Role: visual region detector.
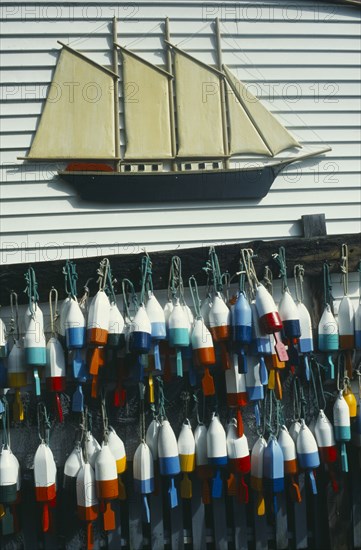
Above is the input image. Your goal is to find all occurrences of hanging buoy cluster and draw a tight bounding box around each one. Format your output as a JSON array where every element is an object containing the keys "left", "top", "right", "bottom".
[{"left": 0, "top": 244, "right": 360, "bottom": 536}]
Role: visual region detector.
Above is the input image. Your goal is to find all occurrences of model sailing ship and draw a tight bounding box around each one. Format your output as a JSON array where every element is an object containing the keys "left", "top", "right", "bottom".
[{"left": 21, "top": 18, "right": 331, "bottom": 203}]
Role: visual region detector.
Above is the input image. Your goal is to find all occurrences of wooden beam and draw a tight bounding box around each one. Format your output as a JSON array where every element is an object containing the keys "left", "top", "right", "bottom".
[{"left": 0, "top": 233, "right": 359, "bottom": 305}]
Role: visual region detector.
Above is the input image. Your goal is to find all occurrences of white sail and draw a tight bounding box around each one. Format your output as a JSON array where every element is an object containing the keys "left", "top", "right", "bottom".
[
  {"left": 225, "top": 81, "right": 272, "bottom": 156},
  {"left": 28, "top": 46, "right": 117, "bottom": 160},
  {"left": 121, "top": 48, "right": 173, "bottom": 160},
  {"left": 223, "top": 64, "right": 301, "bottom": 156},
  {"left": 173, "top": 50, "right": 225, "bottom": 158}
]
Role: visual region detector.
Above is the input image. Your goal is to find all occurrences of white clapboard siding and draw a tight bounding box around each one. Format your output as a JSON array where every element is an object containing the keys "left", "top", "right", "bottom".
[{"left": 0, "top": 0, "right": 360, "bottom": 266}]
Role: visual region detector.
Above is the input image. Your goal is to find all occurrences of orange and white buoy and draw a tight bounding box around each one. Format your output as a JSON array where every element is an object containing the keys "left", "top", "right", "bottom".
[
  {"left": 94, "top": 442, "right": 118, "bottom": 531},
  {"left": 76, "top": 460, "right": 98, "bottom": 550},
  {"left": 278, "top": 425, "right": 301, "bottom": 502}
]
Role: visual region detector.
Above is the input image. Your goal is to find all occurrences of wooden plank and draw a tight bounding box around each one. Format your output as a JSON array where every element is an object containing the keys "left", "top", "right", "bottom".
[
  {"left": 1, "top": 233, "right": 360, "bottom": 305},
  {"left": 232, "top": 498, "right": 248, "bottom": 550},
  {"left": 252, "top": 495, "right": 268, "bottom": 550},
  {"left": 150, "top": 473, "right": 165, "bottom": 550},
  {"left": 351, "top": 446, "right": 361, "bottom": 549},
  {"left": 190, "top": 477, "right": 206, "bottom": 550},
  {"left": 169, "top": 485, "right": 184, "bottom": 550},
  {"left": 128, "top": 487, "right": 143, "bottom": 550},
  {"left": 294, "top": 473, "right": 308, "bottom": 549},
  {"left": 301, "top": 214, "right": 327, "bottom": 238},
  {"left": 275, "top": 492, "right": 288, "bottom": 550},
  {"left": 212, "top": 493, "right": 229, "bottom": 550},
  {"left": 21, "top": 469, "right": 40, "bottom": 550}
]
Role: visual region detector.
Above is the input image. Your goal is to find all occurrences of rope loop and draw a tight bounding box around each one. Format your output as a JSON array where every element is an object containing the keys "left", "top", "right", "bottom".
[
  {"left": 272, "top": 246, "right": 288, "bottom": 292},
  {"left": 263, "top": 265, "right": 274, "bottom": 296},
  {"left": 340, "top": 243, "right": 349, "bottom": 296},
  {"left": 121, "top": 278, "right": 138, "bottom": 321},
  {"left": 9, "top": 291, "right": 20, "bottom": 342},
  {"left": 49, "top": 287, "right": 59, "bottom": 337},
  {"left": 97, "top": 258, "right": 110, "bottom": 292},
  {"left": 24, "top": 267, "right": 39, "bottom": 316},
  {"left": 294, "top": 264, "right": 305, "bottom": 303},
  {"left": 188, "top": 275, "right": 202, "bottom": 319},
  {"left": 323, "top": 261, "right": 334, "bottom": 308},
  {"left": 140, "top": 253, "right": 153, "bottom": 304},
  {"left": 241, "top": 248, "right": 258, "bottom": 299},
  {"left": 37, "top": 402, "right": 51, "bottom": 445},
  {"left": 101, "top": 393, "right": 109, "bottom": 443}
]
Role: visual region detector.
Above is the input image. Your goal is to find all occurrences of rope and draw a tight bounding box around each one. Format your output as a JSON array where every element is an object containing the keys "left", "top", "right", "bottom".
[
  {"left": 139, "top": 382, "right": 146, "bottom": 442},
  {"left": 340, "top": 243, "right": 349, "bottom": 296},
  {"left": 49, "top": 287, "right": 59, "bottom": 337},
  {"left": 241, "top": 248, "right": 259, "bottom": 299},
  {"left": 168, "top": 256, "right": 182, "bottom": 301},
  {"left": 62, "top": 260, "right": 78, "bottom": 299},
  {"left": 358, "top": 260, "right": 361, "bottom": 304},
  {"left": 97, "top": 258, "right": 110, "bottom": 292},
  {"left": 140, "top": 254, "right": 153, "bottom": 305},
  {"left": 294, "top": 264, "right": 305, "bottom": 303},
  {"left": 37, "top": 402, "right": 51, "bottom": 444},
  {"left": 263, "top": 389, "right": 279, "bottom": 436},
  {"left": 337, "top": 353, "right": 347, "bottom": 392},
  {"left": 272, "top": 246, "right": 288, "bottom": 293},
  {"left": 122, "top": 278, "right": 138, "bottom": 320},
  {"left": 101, "top": 393, "right": 109, "bottom": 443},
  {"left": 1, "top": 397, "right": 10, "bottom": 449},
  {"left": 310, "top": 356, "right": 327, "bottom": 411},
  {"left": 323, "top": 261, "right": 334, "bottom": 307},
  {"left": 156, "top": 377, "right": 167, "bottom": 420},
  {"left": 188, "top": 275, "right": 202, "bottom": 319},
  {"left": 24, "top": 267, "right": 39, "bottom": 316},
  {"left": 263, "top": 266, "right": 274, "bottom": 296},
  {"left": 9, "top": 291, "right": 20, "bottom": 342}
]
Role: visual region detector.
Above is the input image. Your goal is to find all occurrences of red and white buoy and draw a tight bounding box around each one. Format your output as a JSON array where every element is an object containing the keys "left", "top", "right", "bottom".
[
  {"left": 226, "top": 418, "right": 250, "bottom": 503},
  {"left": 255, "top": 284, "right": 288, "bottom": 366},
  {"left": 225, "top": 357, "right": 248, "bottom": 408},
  {"left": 314, "top": 409, "right": 338, "bottom": 492},
  {"left": 34, "top": 442, "right": 57, "bottom": 532}
]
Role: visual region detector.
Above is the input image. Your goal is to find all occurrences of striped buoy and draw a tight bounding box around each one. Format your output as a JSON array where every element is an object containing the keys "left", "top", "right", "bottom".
[
  {"left": 87, "top": 290, "right": 110, "bottom": 346},
  {"left": 76, "top": 461, "right": 98, "bottom": 550},
  {"left": 296, "top": 419, "right": 320, "bottom": 494},
  {"left": 133, "top": 441, "right": 154, "bottom": 523},
  {"left": 250, "top": 436, "right": 267, "bottom": 516},
  {"left": 46, "top": 336, "right": 66, "bottom": 421},
  {"left": 146, "top": 291, "right": 166, "bottom": 371},
  {"left": 108, "top": 427, "right": 126, "bottom": 499},
  {"left": 318, "top": 305, "right": 338, "bottom": 379},
  {"left": 297, "top": 301, "right": 313, "bottom": 381},
  {"left": 178, "top": 420, "right": 196, "bottom": 499},
  {"left": 168, "top": 300, "right": 190, "bottom": 378},
  {"left": 129, "top": 304, "right": 152, "bottom": 380},
  {"left": 263, "top": 435, "right": 284, "bottom": 513},
  {"left": 24, "top": 303, "right": 46, "bottom": 395},
  {"left": 34, "top": 442, "right": 57, "bottom": 532},
  {"left": 333, "top": 391, "right": 351, "bottom": 472},
  {"left": 226, "top": 419, "right": 250, "bottom": 502},
  {"left": 158, "top": 419, "right": 180, "bottom": 508},
  {"left": 232, "top": 292, "right": 252, "bottom": 374},
  {"left": 207, "top": 413, "right": 227, "bottom": 498},
  {"left": 225, "top": 356, "right": 248, "bottom": 408},
  {"left": 108, "top": 301, "right": 125, "bottom": 349},
  {"left": 94, "top": 442, "right": 118, "bottom": 531},
  {"left": 314, "top": 409, "right": 338, "bottom": 491},
  {"left": 194, "top": 423, "right": 212, "bottom": 504},
  {"left": 278, "top": 425, "right": 301, "bottom": 502}
]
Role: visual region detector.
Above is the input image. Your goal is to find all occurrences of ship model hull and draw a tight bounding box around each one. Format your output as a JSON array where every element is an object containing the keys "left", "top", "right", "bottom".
[{"left": 59, "top": 165, "right": 277, "bottom": 203}]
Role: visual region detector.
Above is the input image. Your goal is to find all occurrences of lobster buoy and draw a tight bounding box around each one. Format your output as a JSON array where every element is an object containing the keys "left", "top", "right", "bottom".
[
  {"left": 0, "top": 446, "right": 20, "bottom": 534},
  {"left": 200, "top": 295, "right": 212, "bottom": 328},
  {"left": 65, "top": 298, "right": 86, "bottom": 349},
  {"left": 146, "top": 292, "right": 166, "bottom": 371},
  {"left": 278, "top": 290, "right": 301, "bottom": 341},
  {"left": 87, "top": 290, "right": 110, "bottom": 346},
  {"left": 296, "top": 419, "right": 320, "bottom": 494},
  {"left": 209, "top": 293, "right": 231, "bottom": 370},
  {"left": 245, "top": 355, "right": 264, "bottom": 426},
  {"left": 24, "top": 304, "right": 46, "bottom": 395},
  {"left": 108, "top": 427, "right": 126, "bottom": 499},
  {"left": 226, "top": 419, "right": 250, "bottom": 503},
  {"left": 133, "top": 441, "right": 154, "bottom": 523},
  {"left": 191, "top": 317, "right": 216, "bottom": 395},
  {"left": 289, "top": 420, "right": 301, "bottom": 444},
  {"left": 59, "top": 295, "right": 72, "bottom": 344},
  {"left": 107, "top": 302, "right": 125, "bottom": 349},
  {"left": 232, "top": 292, "right": 252, "bottom": 374},
  {"left": 34, "top": 442, "right": 57, "bottom": 532},
  {"left": 194, "top": 423, "right": 212, "bottom": 504},
  {"left": 278, "top": 425, "right": 301, "bottom": 502},
  {"left": 314, "top": 410, "right": 339, "bottom": 492},
  {"left": 318, "top": 305, "right": 338, "bottom": 379},
  {"left": 76, "top": 460, "right": 98, "bottom": 550},
  {"left": 250, "top": 436, "right": 267, "bottom": 516},
  {"left": 85, "top": 431, "right": 101, "bottom": 469},
  {"left": 333, "top": 391, "right": 351, "bottom": 472},
  {"left": 297, "top": 302, "right": 313, "bottom": 381},
  {"left": 263, "top": 436, "right": 284, "bottom": 513},
  {"left": 7, "top": 340, "right": 26, "bottom": 421},
  {"left": 129, "top": 305, "right": 152, "bottom": 380},
  {"left": 178, "top": 420, "right": 196, "bottom": 499},
  {"left": 63, "top": 444, "right": 83, "bottom": 495},
  {"left": 158, "top": 419, "right": 180, "bottom": 508},
  {"left": 207, "top": 413, "right": 227, "bottom": 498},
  {"left": 251, "top": 303, "right": 272, "bottom": 355},
  {"left": 94, "top": 443, "right": 118, "bottom": 531},
  {"left": 168, "top": 300, "right": 190, "bottom": 378},
  {"left": 46, "top": 336, "right": 66, "bottom": 422},
  {"left": 225, "top": 357, "right": 248, "bottom": 408},
  {"left": 146, "top": 418, "right": 160, "bottom": 462},
  {"left": 255, "top": 285, "right": 288, "bottom": 366}
]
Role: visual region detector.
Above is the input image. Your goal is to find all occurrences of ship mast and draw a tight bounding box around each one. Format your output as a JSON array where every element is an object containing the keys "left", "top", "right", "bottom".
[
  {"left": 215, "top": 18, "right": 230, "bottom": 169},
  {"left": 165, "top": 18, "right": 177, "bottom": 172},
  {"left": 112, "top": 16, "right": 121, "bottom": 171}
]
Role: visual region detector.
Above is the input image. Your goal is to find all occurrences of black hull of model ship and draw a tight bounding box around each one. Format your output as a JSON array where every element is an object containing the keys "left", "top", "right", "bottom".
[{"left": 59, "top": 165, "right": 278, "bottom": 203}]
